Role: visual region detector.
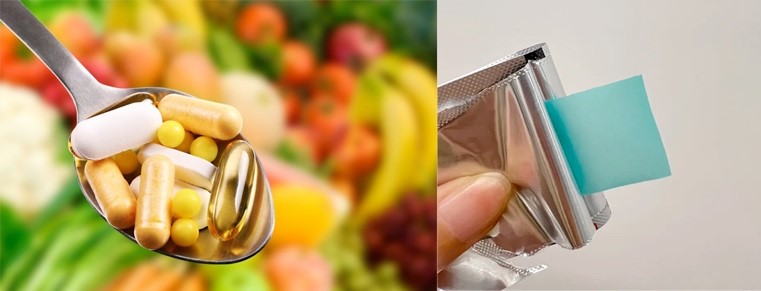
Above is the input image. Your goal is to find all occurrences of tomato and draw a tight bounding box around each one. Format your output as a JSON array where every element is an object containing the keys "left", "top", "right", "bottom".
[
  {"left": 236, "top": 3, "right": 287, "bottom": 46},
  {"left": 333, "top": 124, "right": 381, "bottom": 179},
  {"left": 303, "top": 95, "right": 348, "bottom": 155},
  {"left": 281, "top": 88, "right": 303, "bottom": 125},
  {"left": 280, "top": 41, "right": 316, "bottom": 85},
  {"left": 311, "top": 63, "right": 356, "bottom": 105}
]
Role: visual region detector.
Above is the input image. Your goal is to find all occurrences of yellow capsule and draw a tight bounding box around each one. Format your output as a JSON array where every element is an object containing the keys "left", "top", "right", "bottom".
[
  {"left": 174, "top": 130, "right": 195, "bottom": 153},
  {"left": 158, "top": 94, "right": 242, "bottom": 141},
  {"left": 111, "top": 150, "right": 139, "bottom": 175},
  {"left": 208, "top": 140, "right": 261, "bottom": 241},
  {"left": 190, "top": 136, "right": 218, "bottom": 162},
  {"left": 84, "top": 159, "right": 136, "bottom": 229},
  {"left": 135, "top": 155, "right": 174, "bottom": 250}
]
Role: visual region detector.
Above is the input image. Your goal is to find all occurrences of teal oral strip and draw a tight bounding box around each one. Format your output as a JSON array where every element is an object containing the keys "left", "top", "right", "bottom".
[{"left": 545, "top": 75, "right": 671, "bottom": 195}]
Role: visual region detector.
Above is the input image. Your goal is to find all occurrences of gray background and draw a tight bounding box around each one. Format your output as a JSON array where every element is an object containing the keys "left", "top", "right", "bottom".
[{"left": 439, "top": 0, "right": 761, "bottom": 289}]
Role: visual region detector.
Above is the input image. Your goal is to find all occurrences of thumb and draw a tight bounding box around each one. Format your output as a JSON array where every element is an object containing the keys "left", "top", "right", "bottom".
[{"left": 437, "top": 173, "right": 511, "bottom": 272}]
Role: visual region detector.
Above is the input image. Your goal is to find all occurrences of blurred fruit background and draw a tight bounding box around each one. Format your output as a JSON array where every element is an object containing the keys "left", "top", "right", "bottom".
[{"left": 0, "top": 1, "right": 435, "bottom": 290}]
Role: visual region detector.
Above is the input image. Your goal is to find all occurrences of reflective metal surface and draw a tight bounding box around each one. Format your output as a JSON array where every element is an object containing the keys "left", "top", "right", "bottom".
[
  {"left": 437, "top": 44, "right": 611, "bottom": 288},
  {"left": 1, "top": 0, "right": 274, "bottom": 264}
]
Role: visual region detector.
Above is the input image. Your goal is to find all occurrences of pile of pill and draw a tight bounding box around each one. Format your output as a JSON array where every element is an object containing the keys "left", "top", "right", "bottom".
[{"left": 72, "top": 94, "right": 253, "bottom": 250}]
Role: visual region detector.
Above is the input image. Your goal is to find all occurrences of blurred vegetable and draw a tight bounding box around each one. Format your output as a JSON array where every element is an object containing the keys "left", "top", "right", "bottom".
[
  {"left": 235, "top": 3, "right": 286, "bottom": 46},
  {"left": 208, "top": 25, "right": 250, "bottom": 71},
  {"left": 265, "top": 246, "right": 333, "bottom": 291},
  {"left": 163, "top": 52, "right": 222, "bottom": 101},
  {"left": 48, "top": 11, "right": 99, "bottom": 58},
  {"left": 321, "top": 223, "right": 409, "bottom": 291},
  {"left": 105, "top": 31, "right": 165, "bottom": 87},
  {"left": 281, "top": 88, "right": 302, "bottom": 125},
  {"left": 0, "top": 26, "right": 51, "bottom": 89},
  {"left": 0, "top": 83, "right": 72, "bottom": 217},
  {"left": 304, "top": 95, "right": 348, "bottom": 159},
  {"left": 1, "top": 199, "right": 151, "bottom": 291},
  {"left": 220, "top": 71, "right": 285, "bottom": 152},
  {"left": 280, "top": 40, "right": 316, "bottom": 85},
  {"left": 311, "top": 63, "right": 356, "bottom": 105},
  {"left": 210, "top": 266, "right": 270, "bottom": 291},
  {"left": 270, "top": 184, "right": 336, "bottom": 249},
  {"left": 327, "top": 22, "right": 387, "bottom": 70},
  {"left": 276, "top": 126, "right": 319, "bottom": 173},
  {"left": 102, "top": 260, "right": 205, "bottom": 291},
  {"left": 0, "top": 203, "right": 31, "bottom": 272},
  {"left": 334, "top": 124, "right": 381, "bottom": 180}
]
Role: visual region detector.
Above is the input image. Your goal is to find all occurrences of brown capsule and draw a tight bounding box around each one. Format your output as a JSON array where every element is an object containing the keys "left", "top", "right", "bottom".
[
  {"left": 84, "top": 159, "right": 136, "bottom": 229},
  {"left": 135, "top": 155, "right": 175, "bottom": 249},
  {"left": 158, "top": 94, "right": 242, "bottom": 140}
]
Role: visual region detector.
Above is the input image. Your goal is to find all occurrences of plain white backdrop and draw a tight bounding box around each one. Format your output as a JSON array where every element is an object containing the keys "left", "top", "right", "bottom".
[{"left": 438, "top": 0, "right": 761, "bottom": 289}]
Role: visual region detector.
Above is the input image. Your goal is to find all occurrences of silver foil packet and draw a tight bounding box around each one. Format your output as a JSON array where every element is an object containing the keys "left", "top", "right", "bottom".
[{"left": 437, "top": 44, "right": 612, "bottom": 289}]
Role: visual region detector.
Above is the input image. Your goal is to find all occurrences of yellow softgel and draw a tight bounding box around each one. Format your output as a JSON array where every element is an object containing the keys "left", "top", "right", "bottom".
[
  {"left": 190, "top": 136, "right": 218, "bottom": 162},
  {"left": 174, "top": 131, "right": 194, "bottom": 152},
  {"left": 171, "top": 218, "right": 199, "bottom": 247},
  {"left": 111, "top": 150, "right": 139, "bottom": 175},
  {"left": 157, "top": 120, "right": 185, "bottom": 148},
  {"left": 172, "top": 189, "right": 201, "bottom": 219}
]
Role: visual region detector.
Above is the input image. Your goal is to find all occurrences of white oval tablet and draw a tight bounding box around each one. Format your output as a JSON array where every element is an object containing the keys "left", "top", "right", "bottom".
[
  {"left": 71, "top": 100, "right": 162, "bottom": 160},
  {"left": 130, "top": 176, "right": 210, "bottom": 229},
  {"left": 138, "top": 143, "right": 216, "bottom": 189}
]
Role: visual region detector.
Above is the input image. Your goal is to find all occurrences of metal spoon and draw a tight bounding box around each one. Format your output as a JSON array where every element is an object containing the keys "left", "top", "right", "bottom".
[{"left": 0, "top": 0, "right": 274, "bottom": 264}]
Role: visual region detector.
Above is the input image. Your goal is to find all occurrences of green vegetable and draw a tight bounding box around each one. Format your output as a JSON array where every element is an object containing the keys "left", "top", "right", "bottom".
[
  {"left": 208, "top": 25, "right": 251, "bottom": 71},
  {"left": 0, "top": 203, "right": 31, "bottom": 272}
]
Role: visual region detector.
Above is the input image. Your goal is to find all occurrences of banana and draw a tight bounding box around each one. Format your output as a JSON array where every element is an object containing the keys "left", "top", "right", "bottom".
[
  {"left": 355, "top": 81, "right": 419, "bottom": 223},
  {"left": 371, "top": 55, "right": 438, "bottom": 192},
  {"left": 154, "top": 0, "right": 207, "bottom": 43},
  {"left": 105, "top": 1, "right": 138, "bottom": 33},
  {"left": 135, "top": 1, "right": 170, "bottom": 39}
]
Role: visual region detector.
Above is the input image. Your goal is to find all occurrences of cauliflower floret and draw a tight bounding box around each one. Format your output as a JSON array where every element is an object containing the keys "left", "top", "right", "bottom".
[{"left": 0, "top": 82, "right": 72, "bottom": 217}]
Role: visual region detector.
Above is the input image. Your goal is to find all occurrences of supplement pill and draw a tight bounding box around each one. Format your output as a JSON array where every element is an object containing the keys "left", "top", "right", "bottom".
[
  {"left": 158, "top": 94, "right": 242, "bottom": 140},
  {"left": 209, "top": 140, "right": 260, "bottom": 241},
  {"left": 171, "top": 218, "right": 199, "bottom": 247},
  {"left": 84, "top": 159, "right": 136, "bottom": 229},
  {"left": 172, "top": 189, "right": 201, "bottom": 219},
  {"left": 71, "top": 100, "right": 162, "bottom": 160},
  {"left": 175, "top": 131, "right": 195, "bottom": 153},
  {"left": 190, "top": 136, "right": 218, "bottom": 162},
  {"left": 157, "top": 120, "right": 185, "bottom": 148},
  {"left": 135, "top": 155, "right": 174, "bottom": 249},
  {"left": 130, "top": 176, "right": 211, "bottom": 229},
  {"left": 111, "top": 150, "right": 139, "bottom": 175},
  {"left": 138, "top": 143, "right": 216, "bottom": 189}
]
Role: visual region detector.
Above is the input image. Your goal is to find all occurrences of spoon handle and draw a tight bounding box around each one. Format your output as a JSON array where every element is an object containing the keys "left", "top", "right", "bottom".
[{"left": 0, "top": 0, "right": 115, "bottom": 121}]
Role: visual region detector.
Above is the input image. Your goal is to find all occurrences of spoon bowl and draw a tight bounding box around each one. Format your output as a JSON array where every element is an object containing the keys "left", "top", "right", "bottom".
[{"left": 1, "top": 0, "right": 274, "bottom": 263}]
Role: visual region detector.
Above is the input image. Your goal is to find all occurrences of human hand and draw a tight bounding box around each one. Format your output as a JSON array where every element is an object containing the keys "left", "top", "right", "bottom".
[{"left": 437, "top": 173, "right": 511, "bottom": 272}]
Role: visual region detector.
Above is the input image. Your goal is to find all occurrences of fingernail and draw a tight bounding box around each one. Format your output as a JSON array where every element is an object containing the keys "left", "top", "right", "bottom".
[{"left": 438, "top": 174, "right": 510, "bottom": 242}]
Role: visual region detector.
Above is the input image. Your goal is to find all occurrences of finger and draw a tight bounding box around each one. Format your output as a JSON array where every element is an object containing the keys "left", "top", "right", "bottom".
[{"left": 437, "top": 173, "right": 510, "bottom": 272}]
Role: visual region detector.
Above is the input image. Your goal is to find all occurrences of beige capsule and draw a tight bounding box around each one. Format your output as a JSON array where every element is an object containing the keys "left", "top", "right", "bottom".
[
  {"left": 135, "top": 155, "right": 175, "bottom": 249},
  {"left": 158, "top": 94, "right": 242, "bottom": 141},
  {"left": 84, "top": 159, "right": 136, "bottom": 229}
]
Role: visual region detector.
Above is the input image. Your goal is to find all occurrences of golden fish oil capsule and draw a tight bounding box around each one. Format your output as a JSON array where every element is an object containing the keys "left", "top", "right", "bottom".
[
  {"left": 158, "top": 94, "right": 242, "bottom": 141},
  {"left": 208, "top": 140, "right": 259, "bottom": 241},
  {"left": 84, "top": 159, "right": 136, "bottom": 229},
  {"left": 135, "top": 155, "right": 175, "bottom": 249}
]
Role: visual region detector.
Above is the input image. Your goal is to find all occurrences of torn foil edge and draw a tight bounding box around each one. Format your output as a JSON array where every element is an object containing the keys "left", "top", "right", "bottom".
[{"left": 437, "top": 44, "right": 612, "bottom": 289}]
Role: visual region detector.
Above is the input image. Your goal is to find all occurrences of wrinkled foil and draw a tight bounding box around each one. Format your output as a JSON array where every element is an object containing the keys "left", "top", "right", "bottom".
[{"left": 437, "top": 44, "right": 612, "bottom": 289}]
